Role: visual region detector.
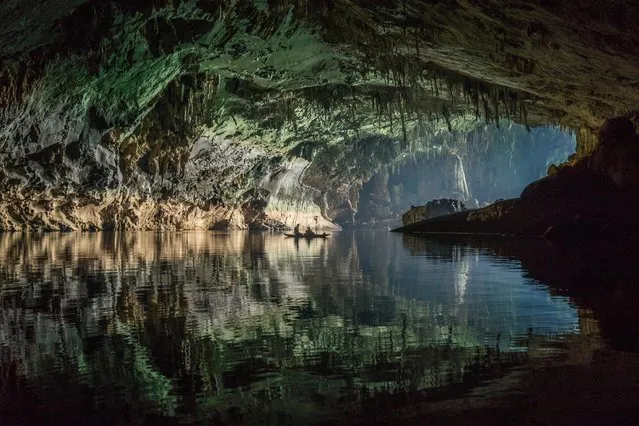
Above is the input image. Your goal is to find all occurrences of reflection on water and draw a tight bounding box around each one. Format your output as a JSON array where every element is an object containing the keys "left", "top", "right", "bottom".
[{"left": 0, "top": 232, "right": 588, "bottom": 424}]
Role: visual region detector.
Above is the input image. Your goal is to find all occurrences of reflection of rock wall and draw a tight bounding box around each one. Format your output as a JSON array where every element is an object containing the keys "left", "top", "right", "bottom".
[
  {"left": 0, "top": 232, "right": 322, "bottom": 329},
  {"left": 0, "top": 231, "right": 588, "bottom": 423},
  {"left": 0, "top": 232, "right": 580, "bottom": 343}
]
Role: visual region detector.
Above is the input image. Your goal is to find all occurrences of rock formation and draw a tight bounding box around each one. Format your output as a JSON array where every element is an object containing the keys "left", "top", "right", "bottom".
[
  {"left": 356, "top": 123, "right": 574, "bottom": 227},
  {"left": 402, "top": 199, "right": 467, "bottom": 227},
  {"left": 0, "top": 1, "right": 638, "bottom": 230}
]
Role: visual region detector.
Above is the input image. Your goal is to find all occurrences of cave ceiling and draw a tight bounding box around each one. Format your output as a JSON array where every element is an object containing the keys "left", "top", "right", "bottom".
[{"left": 2, "top": 0, "right": 639, "bottom": 145}]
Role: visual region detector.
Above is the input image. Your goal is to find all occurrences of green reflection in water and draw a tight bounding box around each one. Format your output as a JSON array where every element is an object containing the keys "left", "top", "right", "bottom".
[{"left": 0, "top": 231, "right": 579, "bottom": 423}]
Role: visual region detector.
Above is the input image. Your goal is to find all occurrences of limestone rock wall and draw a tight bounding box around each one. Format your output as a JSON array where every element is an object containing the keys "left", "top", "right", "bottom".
[
  {"left": 354, "top": 124, "right": 575, "bottom": 227},
  {"left": 2, "top": 1, "right": 636, "bottom": 231},
  {"left": 0, "top": 69, "right": 276, "bottom": 231},
  {"left": 0, "top": 133, "right": 267, "bottom": 231},
  {"left": 260, "top": 158, "right": 340, "bottom": 231}
]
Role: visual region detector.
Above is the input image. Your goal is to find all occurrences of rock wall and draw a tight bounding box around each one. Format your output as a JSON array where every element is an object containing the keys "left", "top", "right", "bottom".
[
  {"left": 260, "top": 158, "right": 340, "bottom": 231},
  {"left": 399, "top": 116, "right": 639, "bottom": 239},
  {"left": 3, "top": 0, "right": 634, "bottom": 231},
  {"left": 576, "top": 127, "right": 599, "bottom": 159},
  {"left": 0, "top": 134, "right": 268, "bottom": 231},
  {"left": 401, "top": 199, "right": 467, "bottom": 227}
]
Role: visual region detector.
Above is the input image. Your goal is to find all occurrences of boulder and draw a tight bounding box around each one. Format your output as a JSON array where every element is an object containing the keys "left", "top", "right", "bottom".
[
  {"left": 589, "top": 117, "right": 639, "bottom": 190},
  {"left": 521, "top": 157, "right": 610, "bottom": 201},
  {"left": 401, "top": 199, "right": 466, "bottom": 226}
]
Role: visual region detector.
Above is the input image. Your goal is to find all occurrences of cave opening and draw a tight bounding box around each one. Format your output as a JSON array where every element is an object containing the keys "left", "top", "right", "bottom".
[{"left": 354, "top": 122, "right": 575, "bottom": 228}]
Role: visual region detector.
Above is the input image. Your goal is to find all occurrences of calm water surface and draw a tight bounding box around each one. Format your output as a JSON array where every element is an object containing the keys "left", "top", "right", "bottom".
[{"left": 0, "top": 231, "right": 599, "bottom": 424}]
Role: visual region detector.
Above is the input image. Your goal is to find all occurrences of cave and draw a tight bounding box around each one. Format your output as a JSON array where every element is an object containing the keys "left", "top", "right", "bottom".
[{"left": 1, "top": 1, "right": 639, "bottom": 424}]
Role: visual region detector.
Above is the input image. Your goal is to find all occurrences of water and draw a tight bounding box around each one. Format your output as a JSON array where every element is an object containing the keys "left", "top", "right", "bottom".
[{"left": 0, "top": 231, "right": 630, "bottom": 424}]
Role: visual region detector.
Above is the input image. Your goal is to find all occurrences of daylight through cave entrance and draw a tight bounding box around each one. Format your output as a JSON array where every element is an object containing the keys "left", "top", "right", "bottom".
[{"left": 354, "top": 123, "right": 575, "bottom": 228}]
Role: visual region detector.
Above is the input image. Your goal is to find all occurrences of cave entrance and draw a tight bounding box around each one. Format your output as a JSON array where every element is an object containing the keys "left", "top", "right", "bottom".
[{"left": 354, "top": 122, "right": 575, "bottom": 228}]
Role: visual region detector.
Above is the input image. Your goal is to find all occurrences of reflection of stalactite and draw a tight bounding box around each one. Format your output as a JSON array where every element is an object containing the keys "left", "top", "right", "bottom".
[
  {"left": 453, "top": 246, "right": 470, "bottom": 304},
  {"left": 0, "top": 230, "right": 585, "bottom": 420}
]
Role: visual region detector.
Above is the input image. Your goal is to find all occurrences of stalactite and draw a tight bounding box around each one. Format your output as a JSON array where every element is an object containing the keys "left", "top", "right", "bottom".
[
  {"left": 481, "top": 93, "right": 491, "bottom": 124},
  {"left": 447, "top": 84, "right": 455, "bottom": 103},
  {"left": 402, "top": 0, "right": 407, "bottom": 40},
  {"left": 350, "top": 86, "right": 357, "bottom": 124},
  {"left": 493, "top": 92, "right": 500, "bottom": 128},
  {"left": 400, "top": 101, "right": 407, "bottom": 148}
]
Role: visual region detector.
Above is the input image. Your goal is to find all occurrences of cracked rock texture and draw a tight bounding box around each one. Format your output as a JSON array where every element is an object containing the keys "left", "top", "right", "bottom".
[{"left": 0, "top": 1, "right": 637, "bottom": 230}]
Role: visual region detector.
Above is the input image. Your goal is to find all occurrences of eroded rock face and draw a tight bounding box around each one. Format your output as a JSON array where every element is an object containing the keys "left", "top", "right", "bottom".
[
  {"left": 0, "top": 69, "right": 278, "bottom": 231},
  {"left": 355, "top": 124, "right": 574, "bottom": 227},
  {"left": 402, "top": 199, "right": 467, "bottom": 226},
  {"left": 260, "top": 158, "right": 340, "bottom": 230},
  {"left": 0, "top": 66, "right": 275, "bottom": 230},
  {"left": 0, "top": 134, "right": 269, "bottom": 231},
  {"left": 1, "top": 1, "right": 638, "bottom": 231},
  {"left": 589, "top": 117, "right": 639, "bottom": 190}
]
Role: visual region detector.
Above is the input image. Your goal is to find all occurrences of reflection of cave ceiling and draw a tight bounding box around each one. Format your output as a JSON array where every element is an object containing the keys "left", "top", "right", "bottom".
[{"left": 0, "top": 1, "right": 638, "bottom": 230}]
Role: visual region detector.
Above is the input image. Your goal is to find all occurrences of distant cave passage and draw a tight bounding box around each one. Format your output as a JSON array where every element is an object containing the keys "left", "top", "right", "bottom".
[{"left": 354, "top": 124, "right": 575, "bottom": 227}]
